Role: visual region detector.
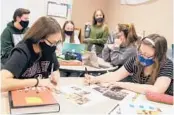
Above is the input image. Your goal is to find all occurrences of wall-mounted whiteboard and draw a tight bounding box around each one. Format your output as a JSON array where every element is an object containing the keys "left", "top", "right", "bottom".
[{"left": 47, "top": 2, "right": 68, "bottom": 18}]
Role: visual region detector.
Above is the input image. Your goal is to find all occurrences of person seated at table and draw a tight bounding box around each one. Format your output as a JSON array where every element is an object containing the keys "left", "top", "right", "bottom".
[
  {"left": 83, "top": 9, "right": 109, "bottom": 57},
  {"left": 102, "top": 23, "right": 139, "bottom": 67},
  {"left": 84, "top": 34, "right": 173, "bottom": 96},
  {"left": 62, "top": 20, "right": 80, "bottom": 44},
  {"left": 1, "top": 16, "right": 62, "bottom": 92}
]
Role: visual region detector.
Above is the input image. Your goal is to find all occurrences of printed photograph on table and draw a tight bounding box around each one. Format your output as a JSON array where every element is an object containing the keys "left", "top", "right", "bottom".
[
  {"left": 93, "top": 86, "right": 108, "bottom": 93},
  {"left": 61, "top": 85, "right": 107, "bottom": 106},
  {"left": 93, "top": 84, "right": 123, "bottom": 93},
  {"left": 92, "top": 85, "right": 128, "bottom": 101},
  {"left": 65, "top": 93, "right": 90, "bottom": 105},
  {"left": 103, "top": 91, "right": 128, "bottom": 101}
]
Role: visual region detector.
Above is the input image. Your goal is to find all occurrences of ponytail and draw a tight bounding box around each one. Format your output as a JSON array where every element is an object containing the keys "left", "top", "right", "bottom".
[{"left": 118, "top": 23, "right": 139, "bottom": 47}]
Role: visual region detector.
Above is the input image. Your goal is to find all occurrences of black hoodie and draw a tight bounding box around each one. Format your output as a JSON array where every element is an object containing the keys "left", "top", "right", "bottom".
[{"left": 1, "top": 21, "right": 28, "bottom": 64}]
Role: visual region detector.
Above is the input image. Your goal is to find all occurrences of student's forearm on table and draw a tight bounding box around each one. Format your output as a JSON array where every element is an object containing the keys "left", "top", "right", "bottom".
[
  {"left": 95, "top": 72, "right": 124, "bottom": 83},
  {"left": 1, "top": 78, "right": 37, "bottom": 92},
  {"left": 115, "top": 82, "right": 160, "bottom": 94}
]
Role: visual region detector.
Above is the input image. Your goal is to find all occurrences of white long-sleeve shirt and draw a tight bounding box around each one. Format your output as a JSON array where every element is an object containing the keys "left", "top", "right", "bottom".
[{"left": 64, "top": 35, "right": 80, "bottom": 44}]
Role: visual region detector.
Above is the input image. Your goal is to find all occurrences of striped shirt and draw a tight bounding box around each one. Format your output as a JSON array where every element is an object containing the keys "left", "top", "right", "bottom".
[{"left": 124, "top": 56, "right": 173, "bottom": 95}]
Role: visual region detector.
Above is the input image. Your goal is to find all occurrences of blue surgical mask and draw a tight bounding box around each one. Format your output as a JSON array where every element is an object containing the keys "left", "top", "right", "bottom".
[{"left": 138, "top": 55, "right": 154, "bottom": 67}]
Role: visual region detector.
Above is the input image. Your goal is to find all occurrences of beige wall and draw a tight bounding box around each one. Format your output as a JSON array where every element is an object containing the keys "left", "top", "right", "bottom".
[
  {"left": 72, "top": 0, "right": 109, "bottom": 37},
  {"left": 107, "top": 0, "right": 173, "bottom": 46}
]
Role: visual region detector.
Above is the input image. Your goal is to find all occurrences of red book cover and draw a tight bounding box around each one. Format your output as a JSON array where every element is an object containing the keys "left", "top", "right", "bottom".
[
  {"left": 9, "top": 87, "right": 58, "bottom": 107},
  {"left": 59, "top": 60, "right": 82, "bottom": 66}
]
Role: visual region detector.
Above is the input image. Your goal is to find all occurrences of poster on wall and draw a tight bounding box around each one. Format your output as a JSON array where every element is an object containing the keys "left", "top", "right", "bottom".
[{"left": 121, "top": 0, "right": 151, "bottom": 5}]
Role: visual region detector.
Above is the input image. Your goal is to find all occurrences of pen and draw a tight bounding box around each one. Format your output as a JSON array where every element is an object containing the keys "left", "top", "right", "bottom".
[
  {"left": 51, "top": 63, "right": 54, "bottom": 74},
  {"left": 85, "top": 67, "right": 88, "bottom": 74},
  {"left": 108, "top": 104, "right": 120, "bottom": 115},
  {"left": 85, "top": 67, "right": 90, "bottom": 86},
  {"left": 50, "top": 63, "right": 57, "bottom": 85}
]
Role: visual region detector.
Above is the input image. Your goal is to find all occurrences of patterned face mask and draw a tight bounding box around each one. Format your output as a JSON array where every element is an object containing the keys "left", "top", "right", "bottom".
[{"left": 138, "top": 54, "right": 154, "bottom": 67}]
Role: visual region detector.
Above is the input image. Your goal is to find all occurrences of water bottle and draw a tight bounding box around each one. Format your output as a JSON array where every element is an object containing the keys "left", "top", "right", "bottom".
[{"left": 85, "top": 25, "right": 91, "bottom": 38}]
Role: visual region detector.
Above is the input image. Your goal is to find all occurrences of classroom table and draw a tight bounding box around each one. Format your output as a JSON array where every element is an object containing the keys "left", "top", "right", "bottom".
[
  {"left": 1, "top": 77, "right": 173, "bottom": 114},
  {"left": 59, "top": 57, "right": 119, "bottom": 75},
  {"left": 59, "top": 65, "right": 118, "bottom": 74}
]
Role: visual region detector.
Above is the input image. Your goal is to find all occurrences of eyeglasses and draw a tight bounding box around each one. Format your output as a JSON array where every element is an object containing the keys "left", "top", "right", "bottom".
[
  {"left": 46, "top": 39, "right": 62, "bottom": 47},
  {"left": 138, "top": 51, "right": 154, "bottom": 59}
]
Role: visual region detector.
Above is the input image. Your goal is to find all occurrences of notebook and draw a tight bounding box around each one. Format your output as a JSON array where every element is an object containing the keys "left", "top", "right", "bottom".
[
  {"left": 62, "top": 43, "right": 86, "bottom": 54},
  {"left": 9, "top": 87, "right": 60, "bottom": 115}
]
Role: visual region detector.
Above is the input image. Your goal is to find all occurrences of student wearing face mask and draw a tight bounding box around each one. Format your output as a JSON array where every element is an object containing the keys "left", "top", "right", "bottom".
[
  {"left": 85, "top": 34, "right": 173, "bottom": 96},
  {"left": 84, "top": 9, "right": 109, "bottom": 57},
  {"left": 1, "top": 8, "right": 30, "bottom": 65},
  {"left": 62, "top": 20, "right": 80, "bottom": 44},
  {"left": 1, "top": 16, "right": 62, "bottom": 92},
  {"left": 102, "top": 24, "right": 140, "bottom": 67}
]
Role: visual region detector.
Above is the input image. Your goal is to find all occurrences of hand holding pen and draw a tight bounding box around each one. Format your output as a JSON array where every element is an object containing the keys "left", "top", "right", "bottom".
[
  {"left": 50, "top": 63, "right": 57, "bottom": 86},
  {"left": 84, "top": 67, "right": 99, "bottom": 85}
]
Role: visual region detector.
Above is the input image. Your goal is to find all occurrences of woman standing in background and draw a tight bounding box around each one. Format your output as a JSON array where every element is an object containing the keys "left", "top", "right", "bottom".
[{"left": 84, "top": 9, "right": 109, "bottom": 57}]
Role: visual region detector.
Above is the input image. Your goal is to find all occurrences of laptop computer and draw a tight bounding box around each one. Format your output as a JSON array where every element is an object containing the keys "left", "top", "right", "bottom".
[{"left": 62, "top": 43, "right": 86, "bottom": 54}]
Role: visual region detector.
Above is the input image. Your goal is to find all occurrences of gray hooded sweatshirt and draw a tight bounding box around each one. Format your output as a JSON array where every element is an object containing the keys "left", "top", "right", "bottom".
[{"left": 102, "top": 45, "right": 137, "bottom": 66}]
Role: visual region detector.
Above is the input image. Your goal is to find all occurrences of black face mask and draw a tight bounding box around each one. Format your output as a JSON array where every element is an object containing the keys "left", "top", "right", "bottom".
[
  {"left": 65, "top": 30, "right": 73, "bottom": 36},
  {"left": 20, "top": 20, "right": 29, "bottom": 28},
  {"left": 95, "top": 18, "right": 104, "bottom": 23},
  {"left": 40, "top": 42, "right": 56, "bottom": 55}
]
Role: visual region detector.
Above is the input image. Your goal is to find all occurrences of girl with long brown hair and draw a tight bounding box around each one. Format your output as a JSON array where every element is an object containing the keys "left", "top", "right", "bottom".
[
  {"left": 102, "top": 23, "right": 139, "bottom": 66},
  {"left": 62, "top": 20, "right": 80, "bottom": 44},
  {"left": 1, "top": 16, "right": 62, "bottom": 92},
  {"left": 84, "top": 9, "right": 109, "bottom": 57},
  {"left": 85, "top": 34, "right": 173, "bottom": 96}
]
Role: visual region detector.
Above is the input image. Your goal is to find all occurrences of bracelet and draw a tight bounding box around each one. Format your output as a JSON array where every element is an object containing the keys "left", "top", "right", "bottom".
[{"left": 35, "top": 77, "right": 39, "bottom": 87}]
